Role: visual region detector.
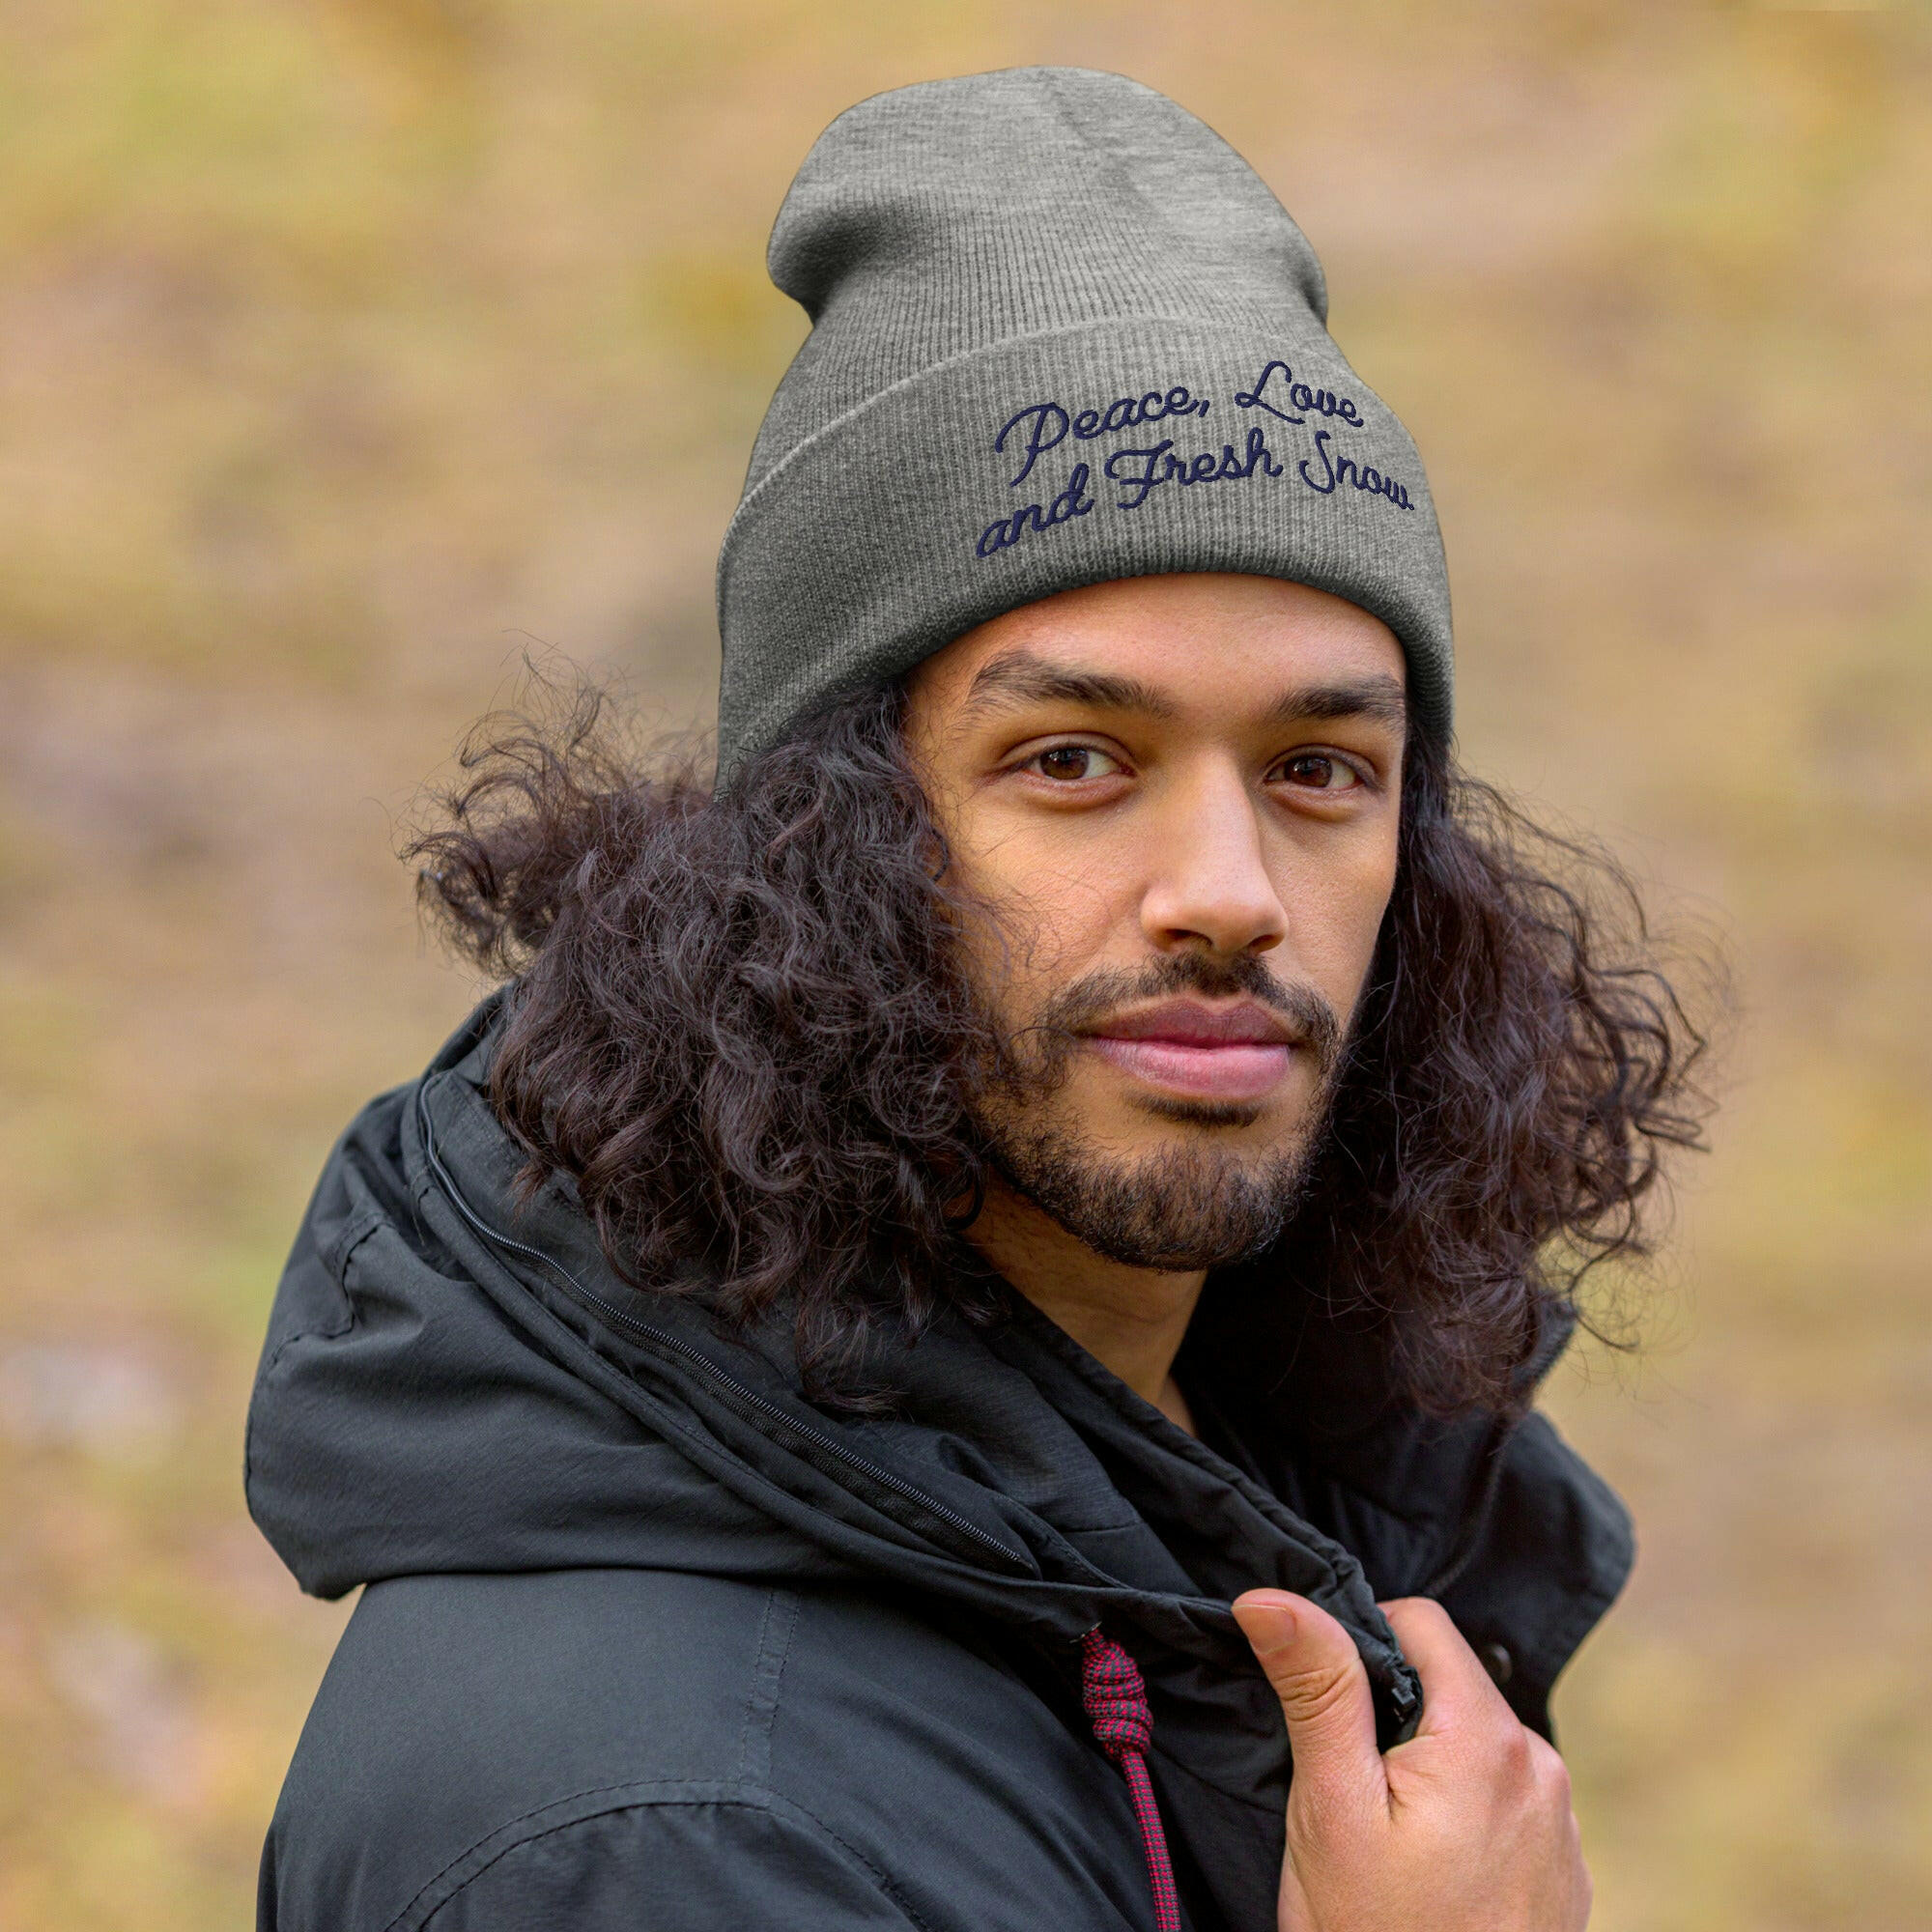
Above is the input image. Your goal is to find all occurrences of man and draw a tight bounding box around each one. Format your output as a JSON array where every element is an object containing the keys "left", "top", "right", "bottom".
[{"left": 250, "top": 69, "right": 1706, "bottom": 1931}]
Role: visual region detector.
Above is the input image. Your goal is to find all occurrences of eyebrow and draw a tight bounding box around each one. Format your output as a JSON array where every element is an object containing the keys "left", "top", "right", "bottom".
[
  {"left": 1263, "top": 672, "right": 1409, "bottom": 732},
  {"left": 960, "top": 649, "right": 1409, "bottom": 734},
  {"left": 961, "top": 650, "right": 1176, "bottom": 720}
]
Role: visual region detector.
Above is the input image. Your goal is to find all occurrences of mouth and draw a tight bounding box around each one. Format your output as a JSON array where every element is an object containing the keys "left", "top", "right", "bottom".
[{"left": 1079, "top": 998, "right": 1300, "bottom": 1104}]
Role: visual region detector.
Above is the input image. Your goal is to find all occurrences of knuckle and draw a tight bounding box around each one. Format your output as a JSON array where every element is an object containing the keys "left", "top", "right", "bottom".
[
  {"left": 1381, "top": 1595, "right": 1453, "bottom": 1639},
  {"left": 1276, "top": 1660, "right": 1358, "bottom": 1726},
  {"left": 1525, "top": 1733, "right": 1573, "bottom": 1801},
  {"left": 1494, "top": 1720, "right": 1536, "bottom": 1782}
]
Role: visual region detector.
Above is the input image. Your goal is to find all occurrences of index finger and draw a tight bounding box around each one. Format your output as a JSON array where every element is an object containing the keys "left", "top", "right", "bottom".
[{"left": 1378, "top": 1597, "right": 1517, "bottom": 1738}]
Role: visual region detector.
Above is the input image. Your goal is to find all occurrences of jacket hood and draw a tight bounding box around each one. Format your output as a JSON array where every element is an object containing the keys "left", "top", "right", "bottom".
[{"left": 248, "top": 996, "right": 1632, "bottom": 1806}]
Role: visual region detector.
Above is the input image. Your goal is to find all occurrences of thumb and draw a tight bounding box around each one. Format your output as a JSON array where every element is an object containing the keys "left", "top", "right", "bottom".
[{"left": 1233, "top": 1591, "right": 1383, "bottom": 1799}]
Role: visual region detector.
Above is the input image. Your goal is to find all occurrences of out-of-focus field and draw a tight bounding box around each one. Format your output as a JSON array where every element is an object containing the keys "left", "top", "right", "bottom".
[{"left": 0, "top": 3, "right": 1926, "bottom": 1926}]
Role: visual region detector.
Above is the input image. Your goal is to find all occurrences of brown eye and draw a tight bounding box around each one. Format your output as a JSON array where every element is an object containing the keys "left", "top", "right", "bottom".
[
  {"left": 1032, "top": 745, "right": 1120, "bottom": 781},
  {"left": 1277, "top": 753, "right": 1360, "bottom": 791}
]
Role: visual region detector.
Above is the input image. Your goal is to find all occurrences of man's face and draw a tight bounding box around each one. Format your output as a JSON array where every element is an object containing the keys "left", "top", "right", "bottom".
[{"left": 904, "top": 572, "right": 1407, "bottom": 1271}]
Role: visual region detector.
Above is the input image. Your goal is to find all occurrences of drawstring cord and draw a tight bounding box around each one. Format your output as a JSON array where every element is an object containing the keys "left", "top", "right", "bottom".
[{"left": 1079, "top": 1630, "right": 1181, "bottom": 1932}]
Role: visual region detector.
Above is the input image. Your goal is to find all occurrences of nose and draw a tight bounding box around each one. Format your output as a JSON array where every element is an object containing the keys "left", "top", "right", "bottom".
[{"left": 1138, "top": 759, "right": 1288, "bottom": 958}]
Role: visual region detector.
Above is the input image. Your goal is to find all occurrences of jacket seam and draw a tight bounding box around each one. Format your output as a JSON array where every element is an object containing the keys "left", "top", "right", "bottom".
[
  {"left": 257, "top": 1208, "right": 379, "bottom": 1384},
  {"left": 384, "top": 1776, "right": 655, "bottom": 1930},
  {"left": 391, "top": 1779, "right": 930, "bottom": 1932},
  {"left": 736, "top": 1586, "right": 798, "bottom": 1786},
  {"left": 244, "top": 1207, "right": 380, "bottom": 1491},
  {"left": 759, "top": 1787, "right": 934, "bottom": 1932},
  {"left": 325, "top": 1202, "right": 386, "bottom": 1284}
]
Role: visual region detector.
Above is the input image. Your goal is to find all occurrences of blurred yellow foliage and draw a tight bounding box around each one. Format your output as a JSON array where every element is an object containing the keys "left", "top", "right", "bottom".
[{"left": 0, "top": 4, "right": 1927, "bottom": 1927}]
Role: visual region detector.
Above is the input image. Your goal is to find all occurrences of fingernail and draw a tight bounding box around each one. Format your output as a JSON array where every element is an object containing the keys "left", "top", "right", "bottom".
[{"left": 1233, "top": 1592, "right": 1298, "bottom": 1644}]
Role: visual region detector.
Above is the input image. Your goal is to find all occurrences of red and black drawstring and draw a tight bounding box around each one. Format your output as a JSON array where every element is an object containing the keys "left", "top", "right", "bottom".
[{"left": 1079, "top": 1629, "right": 1181, "bottom": 1932}]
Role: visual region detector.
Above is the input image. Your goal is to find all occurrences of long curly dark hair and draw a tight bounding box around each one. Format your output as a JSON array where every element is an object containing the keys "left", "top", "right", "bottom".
[{"left": 410, "top": 674, "right": 1715, "bottom": 1415}]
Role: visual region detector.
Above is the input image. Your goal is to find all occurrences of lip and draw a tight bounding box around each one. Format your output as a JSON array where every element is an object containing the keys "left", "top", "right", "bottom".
[{"left": 1081, "top": 999, "right": 1300, "bottom": 1103}]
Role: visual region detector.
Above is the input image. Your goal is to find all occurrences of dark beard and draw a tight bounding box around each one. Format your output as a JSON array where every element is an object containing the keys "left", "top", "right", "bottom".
[
  {"left": 972, "top": 952, "right": 1347, "bottom": 1271},
  {"left": 985, "top": 1115, "right": 1324, "bottom": 1269}
]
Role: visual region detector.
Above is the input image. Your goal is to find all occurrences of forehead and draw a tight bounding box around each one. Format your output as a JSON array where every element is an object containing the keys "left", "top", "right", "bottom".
[{"left": 910, "top": 572, "right": 1407, "bottom": 718}]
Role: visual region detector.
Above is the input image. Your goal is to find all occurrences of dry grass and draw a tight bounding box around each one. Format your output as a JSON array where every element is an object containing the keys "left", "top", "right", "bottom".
[{"left": 1, "top": 3, "right": 1927, "bottom": 1925}]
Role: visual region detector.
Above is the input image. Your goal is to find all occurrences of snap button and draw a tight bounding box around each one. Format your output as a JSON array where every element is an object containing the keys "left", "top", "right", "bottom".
[{"left": 1478, "top": 1641, "right": 1514, "bottom": 1687}]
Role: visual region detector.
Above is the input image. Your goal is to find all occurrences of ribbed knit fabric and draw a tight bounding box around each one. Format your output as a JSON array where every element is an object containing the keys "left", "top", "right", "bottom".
[
  {"left": 1080, "top": 1629, "right": 1182, "bottom": 1932},
  {"left": 714, "top": 66, "right": 1453, "bottom": 780}
]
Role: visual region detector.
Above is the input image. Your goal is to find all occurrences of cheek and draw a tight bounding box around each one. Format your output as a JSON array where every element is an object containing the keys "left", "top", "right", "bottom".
[
  {"left": 1275, "top": 835, "right": 1398, "bottom": 1005},
  {"left": 951, "top": 817, "right": 1138, "bottom": 993}
]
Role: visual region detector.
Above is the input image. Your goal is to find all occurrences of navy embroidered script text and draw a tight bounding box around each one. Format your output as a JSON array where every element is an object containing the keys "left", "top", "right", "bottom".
[
  {"left": 974, "top": 361, "right": 1414, "bottom": 560},
  {"left": 995, "top": 386, "right": 1210, "bottom": 488},
  {"left": 1233, "top": 359, "right": 1365, "bottom": 428},
  {"left": 1298, "top": 428, "right": 1414, "bottom": 510},
  {"left": 1105, "top": 427, "right": 1282, "bottom": 510},
  {"left": 976, "top": 463, "right": 1096, "bottom": 558}
]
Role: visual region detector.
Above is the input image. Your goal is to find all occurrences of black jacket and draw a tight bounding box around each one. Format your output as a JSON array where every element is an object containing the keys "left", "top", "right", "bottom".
[{"left": 248, "top": 1001, "right": 1634, "bottom": 1931}]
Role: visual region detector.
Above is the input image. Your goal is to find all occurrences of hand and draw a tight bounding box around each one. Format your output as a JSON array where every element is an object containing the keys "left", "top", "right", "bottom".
[{"left": 1232, "top": 1591, "right": 1591, "bottom": 1932}]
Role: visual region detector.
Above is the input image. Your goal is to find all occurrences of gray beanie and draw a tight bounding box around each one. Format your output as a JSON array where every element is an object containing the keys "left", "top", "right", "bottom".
[{"left": 715, "top": 66, "right": 1453, "bottom": 779}]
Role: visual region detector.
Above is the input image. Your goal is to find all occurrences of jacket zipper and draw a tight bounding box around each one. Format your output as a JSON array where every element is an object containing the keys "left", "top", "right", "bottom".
[{"left": 413, "top": 1080, "right": 1024, "bottom": 1570}]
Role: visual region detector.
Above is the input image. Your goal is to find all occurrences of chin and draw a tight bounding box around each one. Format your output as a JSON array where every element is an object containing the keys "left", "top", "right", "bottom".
[{"left": 989, "top": 1118, "right": 1319, "bottom": 1274}]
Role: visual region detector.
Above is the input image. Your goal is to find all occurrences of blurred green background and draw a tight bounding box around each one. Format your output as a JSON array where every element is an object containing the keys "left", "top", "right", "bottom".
[{"left": 1, "top": 2, "right": 1927, "bottom": 1926}]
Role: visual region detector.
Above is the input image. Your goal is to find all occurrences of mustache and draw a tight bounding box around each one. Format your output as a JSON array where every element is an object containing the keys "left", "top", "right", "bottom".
[{"left": 1022, "top": 952, "right": 1345, "bottom": 1076}]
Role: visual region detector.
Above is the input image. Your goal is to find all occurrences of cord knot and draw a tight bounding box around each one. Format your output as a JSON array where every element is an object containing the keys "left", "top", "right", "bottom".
[{"left": 1079, "top": 1629, "right": 1154, "bottom": 1762}]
